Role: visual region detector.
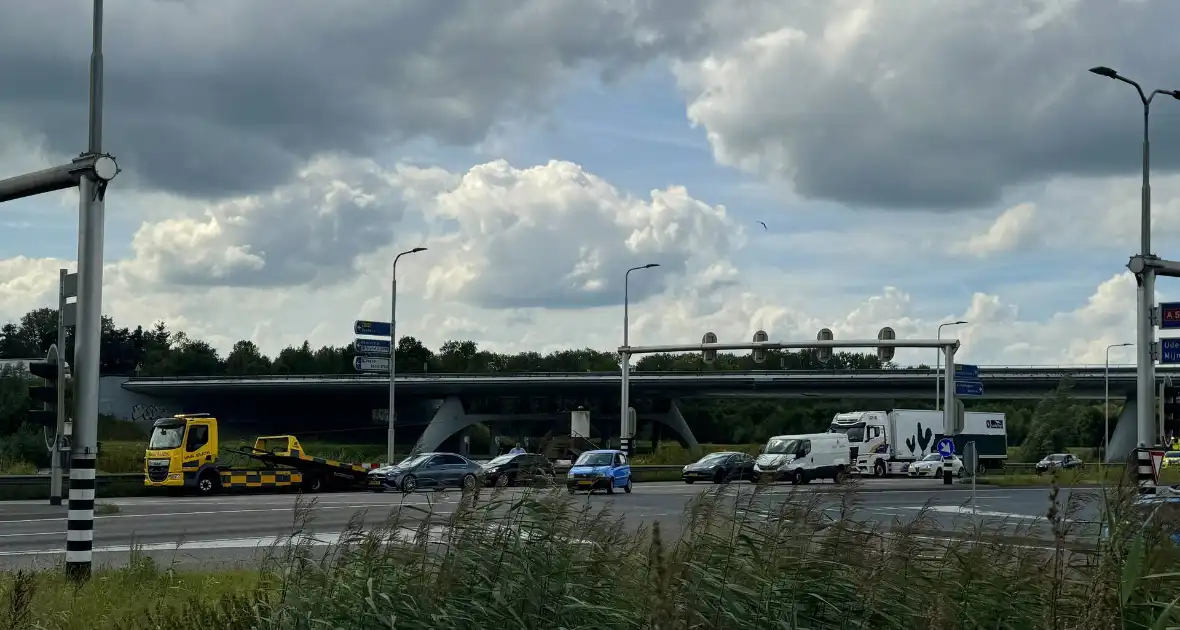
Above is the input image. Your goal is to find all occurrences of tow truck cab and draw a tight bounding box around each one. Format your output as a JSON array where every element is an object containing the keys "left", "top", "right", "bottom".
[{"left": 144, "top": 413, "right": 220, "bottom": 491}]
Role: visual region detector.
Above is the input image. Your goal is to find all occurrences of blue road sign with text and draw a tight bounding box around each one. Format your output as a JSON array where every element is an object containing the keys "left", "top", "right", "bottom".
[
  {"left": 955, "top": 364, "right": 979, "bottom": 379},
  {"left": 355, "top": 338, "right": 391, "bottom": 355},
  {"left": 937, "top": 438, "right": 956, "bottom": 457},
  {"left": 1162, "top": 303, "right": 1180, "bottom": 330},
  {"left": 354, "top": 320, "right": 391, "bottom": 337},
  {"left": 1161, "top": 338, "right": 1180, "bottom": 364},
  {"left": 955, "top": 380, "right": 984, "bottom": 396}
]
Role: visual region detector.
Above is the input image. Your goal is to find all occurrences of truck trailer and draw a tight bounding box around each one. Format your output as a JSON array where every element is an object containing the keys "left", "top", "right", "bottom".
[
  {"left": 827, "top": 408, "right": 1007, "bottom": 477},
  {"left": 144, "top": 413, "right": 375, "bottom": 495}
]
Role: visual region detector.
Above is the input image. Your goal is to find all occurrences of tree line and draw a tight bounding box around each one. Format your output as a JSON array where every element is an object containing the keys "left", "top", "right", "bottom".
[{"left": 0, "top": 307, "right": 1106, "bottom": 460}]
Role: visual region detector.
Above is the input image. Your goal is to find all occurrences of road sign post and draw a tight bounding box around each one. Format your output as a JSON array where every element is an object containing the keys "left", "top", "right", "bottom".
[{"left": 937, "top": 437, "right": 956, "bottom": 485}]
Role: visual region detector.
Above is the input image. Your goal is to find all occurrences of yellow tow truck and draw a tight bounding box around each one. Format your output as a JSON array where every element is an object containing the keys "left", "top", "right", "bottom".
[{"left": 143, "top": 413, "right": 373, "bottom": 496}]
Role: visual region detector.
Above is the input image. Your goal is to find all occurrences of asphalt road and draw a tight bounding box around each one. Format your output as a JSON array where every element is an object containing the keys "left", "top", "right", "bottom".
[{"left": 0, "top": 479, "right": 1104, "bottom": 571}]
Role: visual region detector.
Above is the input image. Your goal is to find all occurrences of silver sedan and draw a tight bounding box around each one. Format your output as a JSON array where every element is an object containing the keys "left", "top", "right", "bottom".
[{"left": 368, "top": 452, "right": 484, "bottom": 493}]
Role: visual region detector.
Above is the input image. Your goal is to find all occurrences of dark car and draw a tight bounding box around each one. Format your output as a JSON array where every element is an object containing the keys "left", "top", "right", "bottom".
[
  {"left": 1035, "top": 453, "right": 1083, "bottom": 475},
  {"left": 368, "top": 452, "right": 483, "bottom": 493},
  {"left": 682, "top": 451, "right": 755, "bottom": 484},
  {"left": 481, "top": 452, "right": 556, "bottom": 487}
]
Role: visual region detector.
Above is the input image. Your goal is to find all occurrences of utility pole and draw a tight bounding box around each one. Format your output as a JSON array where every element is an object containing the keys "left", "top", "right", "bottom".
[{"left": 0, "top": 1, "right": 118, "bottom": 582}]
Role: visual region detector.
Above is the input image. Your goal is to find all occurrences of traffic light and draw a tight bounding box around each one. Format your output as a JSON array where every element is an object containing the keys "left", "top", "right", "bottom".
[{"left": 27, "top": 345, "right": 62, "bottom": 428}]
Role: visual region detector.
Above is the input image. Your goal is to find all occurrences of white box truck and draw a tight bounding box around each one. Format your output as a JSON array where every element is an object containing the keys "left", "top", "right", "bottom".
[{"left": 828, "top": 408, "right": 1007, "bottom": 477}]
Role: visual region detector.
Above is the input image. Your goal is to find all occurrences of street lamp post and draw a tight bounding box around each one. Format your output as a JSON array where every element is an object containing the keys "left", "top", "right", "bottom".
[
  {"left": 621, "top": 263, "right": 659, "bottom": 451},
  {"left": 935, "top": 321, "right": 967, "bottom": 411},
  {"left": 1106, "top": 342, "right": 1133, "bottom": 460},
  {"left": 388, "top": 246, "right": 427, "bottom": 464},
  {"left": 1090, "top": 66, "right": 1180, "bottom": 449}
]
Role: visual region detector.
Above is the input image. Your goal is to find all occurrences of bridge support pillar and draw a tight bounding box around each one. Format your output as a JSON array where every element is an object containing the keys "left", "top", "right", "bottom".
[
  {"left": 411, "top": 396, "right": 469, "bottom": 455},
  {"left": 1107, "top": 390, "right": 1139, "bottom": 463},
  {"left": 653, "top": 399, "right": 699, "bottom": 450}
]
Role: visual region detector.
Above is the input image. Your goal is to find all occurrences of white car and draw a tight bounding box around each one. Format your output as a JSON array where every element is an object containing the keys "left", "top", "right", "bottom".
[{"left": 907, "top": 453, "right": 965, "bottom": 478}]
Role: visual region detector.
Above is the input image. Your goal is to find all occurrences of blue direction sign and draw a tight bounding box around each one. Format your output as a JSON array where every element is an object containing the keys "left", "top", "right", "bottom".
[
  {"left": 1161, "top": 338, "right": 1180, "bottom": 364},
  {"left": 955, "top": 364, "right": 979, "bottom": 379},
  {"left": 1162, "top": 303, "right": 1180, "bottom": 330},
  {"left": 937, "top": 437, "right": 956, "bottom": 457},
  {"left": 955, "top": 380, "right": 984, "bottom": 397},
  {"left": 355, "top": 338, "right": 391, "bottom": 356},
  {"left": 354, "top": 320, "right": 391, "bottom": 337}
]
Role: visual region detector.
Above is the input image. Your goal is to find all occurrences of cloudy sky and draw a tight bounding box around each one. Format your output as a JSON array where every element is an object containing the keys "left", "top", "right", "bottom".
[{"left": 2, "top": 0, "right": 1180, "bottom": 368}]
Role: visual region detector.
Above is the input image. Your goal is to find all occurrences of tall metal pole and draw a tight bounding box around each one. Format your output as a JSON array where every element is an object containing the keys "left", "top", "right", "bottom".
[
  {"left": 388, "top": 247, "right": 425, "bottom": 464},
  {"left": 1105, "top": 343, "right": 1132, "bottom": 459},
  {"left": 1137, "top": 100, "right": 1156, "bottom": 449},
  {"left": 66, "top": 0, "right": 106, "bottom": 583},
  {"left": 935, "top": 321, "right": 966, "bottom": 411},
  {"left": 621, "top": 264, "right": 658, "bottom": 450},
  {"left": 1089, "top": 66, "right": 1180, "bottom": 450}
]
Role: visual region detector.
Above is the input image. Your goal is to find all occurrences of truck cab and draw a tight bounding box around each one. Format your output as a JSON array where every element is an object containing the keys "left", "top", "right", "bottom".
[{"left": 144, "top": 413, "right": 220, "bottom": 493}]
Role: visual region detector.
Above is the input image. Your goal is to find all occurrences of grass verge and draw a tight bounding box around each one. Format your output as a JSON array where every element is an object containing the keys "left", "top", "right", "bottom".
[{"left": 4, "top": 475, "right": 1179, "bottom": 629}]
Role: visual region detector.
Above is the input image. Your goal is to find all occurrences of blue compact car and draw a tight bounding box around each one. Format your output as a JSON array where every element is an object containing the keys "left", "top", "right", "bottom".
[{"left": 566, "top": 449, "right": 633, "bottom": 494}]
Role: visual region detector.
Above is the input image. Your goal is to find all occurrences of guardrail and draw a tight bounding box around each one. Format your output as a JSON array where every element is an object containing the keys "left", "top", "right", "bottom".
[{"left": 121, "top": 366, "right": 1175, "bottom": 383}]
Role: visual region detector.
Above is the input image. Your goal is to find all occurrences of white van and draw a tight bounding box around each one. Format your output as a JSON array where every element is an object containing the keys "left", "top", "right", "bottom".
[{"left": 752, "top": 433, "right": 850, "bottom": 485}]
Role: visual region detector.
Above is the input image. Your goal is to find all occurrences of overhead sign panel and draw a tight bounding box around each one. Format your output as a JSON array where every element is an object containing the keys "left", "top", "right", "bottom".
[
  {"left": 1161, "top": 302, "right": 1180, "bottom": 330},
  {"left": 355, "top": 338, "right": 391, "bottom": 356},
  {"left": 955, "top": 364, "right": 979, "bottom": 379},
  {"left": 354, "top": 320, "right": 391, "bottom": 338},
  {"left": 1161, "top": 338, "right": 1180, "bottom": 365},
  {"left": 955, "top": 380, "right": 984, "bottom": 397}
]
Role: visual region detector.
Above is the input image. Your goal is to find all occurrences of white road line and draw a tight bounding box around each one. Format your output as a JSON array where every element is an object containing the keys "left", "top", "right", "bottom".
[
  {"left": 0, "top": 531, "right": 64, "bottom": 538},
  {"left": 0, "top": 524, "right": 597, "bottom": 557},
  {"left": 0, "top": 502, "right": 452, "bottom": 525}
]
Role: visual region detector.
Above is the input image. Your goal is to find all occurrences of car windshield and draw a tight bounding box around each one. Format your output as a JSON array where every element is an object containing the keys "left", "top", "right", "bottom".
[
  {"left": 397, "top": 454, "right": 431, "bottom": 469},
  {"left": 485, "top": 455, "right": 516, "bottom": 466},
  {"left": 765, "top": 439, "right": 800, "bottom": 454},
  {"left": 921, "top": 453, "right": 942, "bottom": 462},
  {"left": 697, "top": 453, "right": 731, "bottom": 464},
  {"left": 575, "top": 452, "right": 615, "bottom": 466},
  {"left": 148, "top": 424, "right": 184, "bottom": 449}
]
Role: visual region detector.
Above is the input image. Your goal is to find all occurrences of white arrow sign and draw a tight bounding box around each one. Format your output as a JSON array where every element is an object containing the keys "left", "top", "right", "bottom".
[{"left": 353, "top": 356, "right": 390, "bottom": 372}]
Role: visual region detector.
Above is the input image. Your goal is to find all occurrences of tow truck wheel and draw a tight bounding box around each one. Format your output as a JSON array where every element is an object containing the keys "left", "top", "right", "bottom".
[
  {"left": 873, "top": 460, "right": 886, "bottom": 478},
  {"left": 461, "top": 474, "right": 478, "bottom": 493},
  {"left": 195, "top": 472, "right": 218, "bottom": 496},
  {"left": 302, "top": 475, "right": 323, "bottom": 493}
]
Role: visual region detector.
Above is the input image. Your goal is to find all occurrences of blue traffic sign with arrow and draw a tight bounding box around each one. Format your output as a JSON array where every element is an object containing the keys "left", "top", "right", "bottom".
[
  {"left": 937, "top": 437, "right": 956, "bottom": 457},
  {"left": 354, "top": 320, "right": 391, "bottom": 337}
]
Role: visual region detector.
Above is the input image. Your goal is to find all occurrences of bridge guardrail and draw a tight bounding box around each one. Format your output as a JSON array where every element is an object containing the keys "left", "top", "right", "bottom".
[{"left": 122, "top": 365, "right": 1170, "bottom": 383}]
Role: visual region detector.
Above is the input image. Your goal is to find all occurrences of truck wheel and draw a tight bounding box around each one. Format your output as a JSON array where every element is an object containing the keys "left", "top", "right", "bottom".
[
  {"left": 195, "top": 472, "right": 219, "bottom": 496},
  {"left": 874, "top": 460, "right": 886, "bottom": 478},
  {"left": 833, "top": 468, "right": 846, "bottom": 484},
  {"left": 302, "top": 475, "right": 323, "bottom": 493}
]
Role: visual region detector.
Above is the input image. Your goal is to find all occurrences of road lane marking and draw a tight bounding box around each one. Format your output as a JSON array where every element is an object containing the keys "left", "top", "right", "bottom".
[
  {"left": 0, "top": 531, "right": 64, "bottom": 538},
  {"left": 0, "top": 502, "right": 454, "bottom": 525}
]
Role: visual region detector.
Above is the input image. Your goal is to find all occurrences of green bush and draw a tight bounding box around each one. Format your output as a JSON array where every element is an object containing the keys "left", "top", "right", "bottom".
[{"left": 0, "top": 424, "right": 49, "bottom": 469}]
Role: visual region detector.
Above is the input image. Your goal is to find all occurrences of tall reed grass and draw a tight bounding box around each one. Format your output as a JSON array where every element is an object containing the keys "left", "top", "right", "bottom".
[{"left": 4, "top": 474, "right": 1179, "bottom": 629}]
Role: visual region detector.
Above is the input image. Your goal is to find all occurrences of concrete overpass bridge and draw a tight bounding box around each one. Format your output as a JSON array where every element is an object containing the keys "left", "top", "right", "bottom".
[{"left": 97, "top": 366, "right": 1167, "bottom": 457}]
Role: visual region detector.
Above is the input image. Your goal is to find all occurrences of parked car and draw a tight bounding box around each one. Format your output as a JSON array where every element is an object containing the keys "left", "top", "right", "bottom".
[
  {"left": 1035, "top": 453, "right": 1083, "bottom": 475},
  {"left": 682, "top": 451, "right": 755, "bottom": 484},
  {"left": 1163, "top": 451, "right": 1180, "bottom": 469},
  {"left": 368, "top": 452, "right": 483, "bottom": 493},
  {"left": 566, "top": 449, "right": 632, "bottom": 494},
  {"left": 481, "top": 452, "right": 556, "bottom": 487},
  {"left": 907, "top": 453, "right": 965, "bottom": 478}
]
